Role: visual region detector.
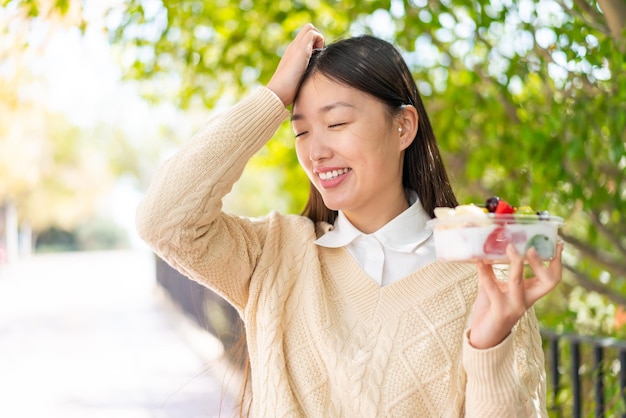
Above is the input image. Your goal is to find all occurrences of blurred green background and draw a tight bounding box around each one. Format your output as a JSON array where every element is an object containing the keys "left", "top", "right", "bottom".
[{"left": 1, "top": 0, "right": 625, "bottom": 342}]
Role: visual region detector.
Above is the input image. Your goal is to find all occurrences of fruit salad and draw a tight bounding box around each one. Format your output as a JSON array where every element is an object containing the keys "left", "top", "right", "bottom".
[{"left": 426, "top": 196, "right": 563, "bottom": 263}]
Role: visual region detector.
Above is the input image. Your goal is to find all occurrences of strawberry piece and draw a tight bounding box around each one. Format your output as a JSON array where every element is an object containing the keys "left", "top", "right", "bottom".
[
  {"left": 483, "top": 225, "right": 512, "bottom": 255},
  {"left": 483, "top": 226, "right": 526, "bottom": 255},
  {"left": 494, "top": 200, "right": 515, "bottom": 214}
]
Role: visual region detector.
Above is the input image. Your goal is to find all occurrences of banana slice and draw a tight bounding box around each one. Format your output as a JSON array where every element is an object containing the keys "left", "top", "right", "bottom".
[
  {"left": 434, "top": 207, "right": 457, "bottom": 219},
  {"left": 454, "top": 204, "right": 487, "bottom": 217}
]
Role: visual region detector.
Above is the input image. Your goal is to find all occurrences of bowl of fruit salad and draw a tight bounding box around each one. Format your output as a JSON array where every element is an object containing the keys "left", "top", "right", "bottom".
[{"left": 426, "top": 196, "right": 563, "bottom": 263}]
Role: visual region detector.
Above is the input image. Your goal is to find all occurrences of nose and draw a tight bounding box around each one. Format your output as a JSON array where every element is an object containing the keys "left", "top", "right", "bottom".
[{"left": 308, "top": 132, "right": 332, "bottom": 162}]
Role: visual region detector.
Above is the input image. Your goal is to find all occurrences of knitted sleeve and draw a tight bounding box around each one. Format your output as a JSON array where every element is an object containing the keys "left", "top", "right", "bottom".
[
  {"left": 462, "top": 307, "right": 547, "bottom": 418},
  {"left": 135, "top": 87, "right": 290, "bottom": 312}
]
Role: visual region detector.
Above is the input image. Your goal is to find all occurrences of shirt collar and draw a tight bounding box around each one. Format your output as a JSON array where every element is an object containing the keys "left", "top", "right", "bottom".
[{"left": 314, "top": 190, "right": 433, "bottom": 253}]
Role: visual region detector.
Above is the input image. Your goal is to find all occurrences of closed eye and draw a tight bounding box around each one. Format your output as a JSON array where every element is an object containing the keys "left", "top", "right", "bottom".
[{"left": 295, "top": 122, "right": 348, "bottom": 137}]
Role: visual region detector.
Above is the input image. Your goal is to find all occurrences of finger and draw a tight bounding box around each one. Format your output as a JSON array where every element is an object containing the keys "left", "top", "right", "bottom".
[
  {"left": 524, "top": 244, "right": 562, "bottom": 305},
  {"left": 299, "top": 23, "right": 318, "bottom": 37},
  {"left": 527, "top": 244, "right": 560, "bottom": 286},
  {"left": 308, "top": 32, "right": 325, "bottom": 53},
  {"left": 475, "top": 260, "right": 503, "bottom": 304},
  {"left": 525, "top": 246, "right": 543, "bottom": 270},
  {"left": 306, "top": 27, "right": 324, "bottom": 51},
  {"left": 305, "top": 23, "right": 319, "bottom": 32},
  {"left": 300, "top": 23, "right": 324, "bottom": 47},
  {"left": 547, "top": 240, "right": 564, "bottom": 280},
  {"left": 312, "top": 32, "right": 325, "bottom": 50},
  {"left": 505, "top": 244, "right": 525, "bottom": 300}
]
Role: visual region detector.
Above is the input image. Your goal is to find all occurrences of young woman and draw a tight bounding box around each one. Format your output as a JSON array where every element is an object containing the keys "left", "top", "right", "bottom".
[{"left": 136, "top": 23, "right": 563, "bottom": 417}]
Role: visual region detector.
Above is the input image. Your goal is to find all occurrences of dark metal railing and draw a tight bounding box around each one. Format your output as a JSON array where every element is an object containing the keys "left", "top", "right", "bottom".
[
  {"left": 541, "top": 330, "right": 626, "bottom": 417},
  {"left": 155, "top": 257, "right": 626, "bottom": 416}
]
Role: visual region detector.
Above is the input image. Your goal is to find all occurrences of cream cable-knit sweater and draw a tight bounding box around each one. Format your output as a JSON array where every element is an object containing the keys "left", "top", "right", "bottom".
[{"left": 136, "top": 87, "right": 547, "bottom": 417}]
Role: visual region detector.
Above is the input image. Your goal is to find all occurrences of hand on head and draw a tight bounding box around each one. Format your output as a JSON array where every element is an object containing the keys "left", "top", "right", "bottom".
[
  {"left": 469, "top": 241, "right": 564, "bottom": 349},
  {"left": 267, "top": 24, "right": 324, "bottom": 106}
]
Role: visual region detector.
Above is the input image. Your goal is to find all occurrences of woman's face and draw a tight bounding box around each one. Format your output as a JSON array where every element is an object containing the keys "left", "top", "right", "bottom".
[{"left": 292, "top": 74, "right": 409, "bottom": 231}]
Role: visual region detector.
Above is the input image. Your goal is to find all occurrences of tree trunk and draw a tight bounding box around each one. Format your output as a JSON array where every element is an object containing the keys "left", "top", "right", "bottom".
[
  {"left": 3, "top": 201, "right": 19, "bottom": 264},
  {"left": 597, "top": 0, "right": 626, "bottom": 47},
  {"left": 19, "top": 222, "right": 32, "bottom": 257}
]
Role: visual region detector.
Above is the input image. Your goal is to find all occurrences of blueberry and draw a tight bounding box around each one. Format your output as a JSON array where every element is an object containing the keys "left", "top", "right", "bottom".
[
  {"left": 536, "top": 210, "right": 550, "bottom": 221},
  {"left": 485, "top": 196, "right": 500, "bottom": 213}
]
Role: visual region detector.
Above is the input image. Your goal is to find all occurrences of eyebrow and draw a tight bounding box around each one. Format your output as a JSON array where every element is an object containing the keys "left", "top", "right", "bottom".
[{"left": 291, "top": 101, "right": 356, "bottom": 121}]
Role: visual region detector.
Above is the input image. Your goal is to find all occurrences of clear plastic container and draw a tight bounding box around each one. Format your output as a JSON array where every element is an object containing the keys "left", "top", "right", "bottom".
[{"left": 426, "top": 214, "right": 564, "bottom": 263}]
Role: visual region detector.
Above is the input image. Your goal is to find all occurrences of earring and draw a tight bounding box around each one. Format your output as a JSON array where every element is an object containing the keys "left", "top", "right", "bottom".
[{"left": 397, "top": 127, "right": 403, "bottom": 133}]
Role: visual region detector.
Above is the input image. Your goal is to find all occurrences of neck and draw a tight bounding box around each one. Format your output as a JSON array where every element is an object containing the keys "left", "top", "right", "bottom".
[{"left": 344, "top": 188, "right": 409, "bottom": 234}]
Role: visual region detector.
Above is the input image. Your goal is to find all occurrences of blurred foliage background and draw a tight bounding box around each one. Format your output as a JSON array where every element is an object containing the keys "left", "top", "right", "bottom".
[
  {"left": 2, "top": 0, "right": 625, "bottom": 341},
  {"left": 107, "top": 0, "right": 626, "bottom": 342},
  {"left": 2, "top": 0, "right": 625, "bottom": 415}
]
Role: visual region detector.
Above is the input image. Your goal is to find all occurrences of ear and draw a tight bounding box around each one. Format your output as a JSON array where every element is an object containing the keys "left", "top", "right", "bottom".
[{"left": 397, "top": 105, "right": 419, "bottom": 151}]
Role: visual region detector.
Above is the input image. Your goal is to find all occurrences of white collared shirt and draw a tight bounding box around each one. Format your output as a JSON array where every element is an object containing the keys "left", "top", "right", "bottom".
[{"left": 314, "top": 192, "right": 437, "bottom": 286}]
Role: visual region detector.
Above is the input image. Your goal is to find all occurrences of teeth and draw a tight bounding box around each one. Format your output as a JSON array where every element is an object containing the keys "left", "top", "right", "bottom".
[{"left": 319, "top": 168, "right": 349, "bottom": 180}]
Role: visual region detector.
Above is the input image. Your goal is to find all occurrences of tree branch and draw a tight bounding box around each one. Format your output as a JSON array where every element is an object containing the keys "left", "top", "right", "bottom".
[
  {"left": 560, "top": 0, "right": 611, "bottom": 34},
  {"left": 590, "top": 211, "right": 626, "bottom": 257},
  {"left": 560, "top": 230, "right": 626, "bottom": 278},
  {"left": 530, "top": 36, "right": 599, "bottom": 96},
  {"left": 563, "top": 263, "right": 626, "bottom": 305},
  {"left": 598, "top": 162, "right": 626, "bottom": 179}
]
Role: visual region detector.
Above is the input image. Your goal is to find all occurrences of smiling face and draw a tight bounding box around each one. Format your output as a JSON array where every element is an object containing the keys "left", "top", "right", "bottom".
[{"left": 292, "top": 74, "right": 412, "bottom": 232}]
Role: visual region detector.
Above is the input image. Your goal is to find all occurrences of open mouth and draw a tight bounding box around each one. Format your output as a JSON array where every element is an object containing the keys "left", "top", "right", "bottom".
[{"left": 318, "top": 168, "right": 350, "bottom": 180}]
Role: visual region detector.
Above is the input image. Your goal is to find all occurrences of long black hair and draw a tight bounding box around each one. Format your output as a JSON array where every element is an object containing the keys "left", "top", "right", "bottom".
[{"left": 295, "top": 35, "right": 458, "bottom": 223}]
